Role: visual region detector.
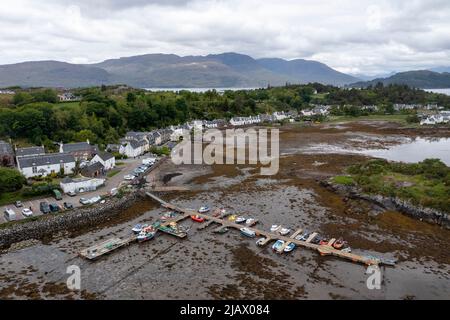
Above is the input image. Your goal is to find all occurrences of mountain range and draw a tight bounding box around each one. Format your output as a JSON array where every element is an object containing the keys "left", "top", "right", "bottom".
[
  {"left": 348, "top": 70, "right": 450, "bottom": 89},
  {"left": 0, "top": 52, "right": 359, "bottom": 88}
]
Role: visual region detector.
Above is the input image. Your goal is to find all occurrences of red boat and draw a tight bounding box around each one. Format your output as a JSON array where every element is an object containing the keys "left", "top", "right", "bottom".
[
  {"left": 319, "top": 238, "right": 329, "bottom": 246},
  {"left": 191, "top": 215, "right": 205, "bottom": 223},
  {"left": 333, "top": 238, "right": 345, "bottom": 250}
]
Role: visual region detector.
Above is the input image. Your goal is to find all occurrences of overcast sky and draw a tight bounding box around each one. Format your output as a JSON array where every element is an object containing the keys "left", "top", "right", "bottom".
[{"left": 0, "top": 0, "right": 449, "bottom": 75}]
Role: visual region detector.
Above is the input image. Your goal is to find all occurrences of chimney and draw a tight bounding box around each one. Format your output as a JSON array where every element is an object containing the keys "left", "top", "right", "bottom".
[{"left": 59, "top": 142, "right": 64, "bottom": 154}]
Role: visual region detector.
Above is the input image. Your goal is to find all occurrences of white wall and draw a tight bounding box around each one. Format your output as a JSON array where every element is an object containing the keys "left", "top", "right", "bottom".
[{"left": 20, "top": 162, "right": 76, "bottom": 178}]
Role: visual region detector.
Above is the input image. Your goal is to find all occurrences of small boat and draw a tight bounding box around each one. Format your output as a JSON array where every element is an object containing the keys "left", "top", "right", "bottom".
[
  {"left": 240, "top": 227, "right": 256, "bottom": 238},
  {"left": 311, "top": 235, "right": 322, "bottom": 244},
  {"left": 235, "top": 216, "right": 247, "bottom": 224},
  {"left": 284, "top": 242, "right": 296, "bottom": 253},
  {"left": 295, "top": 231, "right": 310, "bottom": 241},
  {"left": 198, "top": 206, "right": 210, "bottom": 213},
  {"left": 212, "top": 209, "right": 223, "bottom": 217},
  {"left": 132, "top": 224, "right": 148, "bottom": 234},
  {"left": 256, "top": 238, "right": 267, "bottom": 246},
  {"left": 270, "top": 225, "right": 281, "bottom": 232},
  {"left": 137, "top": 226, "right": 156, "bottom": 242},
  {"left": 272, "top": 240, "right": 285, "bottom": 253},
  {"left": 245, "top": 218, "right": 257, "bottom": 226},
  {"left": 279, "top": 228, "right": 291, "bottom": 236},
  {"left": 341, "top": 247, "right": 352, "bottom": 253},
  {"left": 228, "top": 214, "right": 237, "bottom": 221},
  {"left": 333, "top": 238, "right": 345, "bottom": 250},
  {"left": 319, "top": 238, "right": 329, "bottom": 246},
  {"left": 214, "top": 227, "right": 229, "bottom": 234},
  {"left": 191, "top": 215, "right": 205, "bottom": 223}
]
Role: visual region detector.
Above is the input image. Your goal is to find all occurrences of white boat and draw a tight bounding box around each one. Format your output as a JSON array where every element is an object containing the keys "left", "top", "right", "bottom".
[
  {"left": 341, "top": 247, "right": 352, "bottom": 253},
  {"left": 137, "top": 226, "right": 156, "bottom": 242},
  {"left": 284, "top": 243, "right": 296, "bottom": 253},
  {"left": 240, "top": 227, "right": 256, "bottom": 238},
  {"left": 235, "top": 216, "right": 247, "bottom": 224},
  {"left": 198, "top": 206, "right": 210, "bottom": 213},
  {"left": 270, "top": 225, "right": 281, "bottom": 232},
  {"left": 132, "top": 224, "right": 148, "bottom": 234},
  {"left": 245, "top": 218, "right": 256, "bottom": 226},
  {"left": 256, "top": 238, "right": 267, "bottom": 246},
  {"left": 279, "top": 228, "right": 291, "bottom": 236},
  {"left": 272, "top": 240, "right": 285, "bottom": 253}
]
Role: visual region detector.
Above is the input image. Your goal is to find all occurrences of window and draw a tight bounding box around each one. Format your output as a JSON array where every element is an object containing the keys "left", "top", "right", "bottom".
[{"left": 32, "top": 166, "right": 37, "bottom": 174}]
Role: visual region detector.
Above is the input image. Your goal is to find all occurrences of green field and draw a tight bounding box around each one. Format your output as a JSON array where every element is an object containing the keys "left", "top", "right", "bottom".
[{"left": 328, "top": 114, "right": 410, "bottom": 124}]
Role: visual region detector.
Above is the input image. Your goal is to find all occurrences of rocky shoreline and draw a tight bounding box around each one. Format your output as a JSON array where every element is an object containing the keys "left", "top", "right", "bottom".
[
  {"left": 321, "top": 180, "right": 450, "bottom": 229},
  {"left": 0, "top": 191, "right": 145, "bottom": 249}
]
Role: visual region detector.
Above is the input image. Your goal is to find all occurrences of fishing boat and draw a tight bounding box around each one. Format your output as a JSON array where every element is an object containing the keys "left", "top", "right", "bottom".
[
  {"left": 319, "top": 238, "right": 329, "bottom": 246},
  {"left": 272, "top": 240, "right": 285, "bottom": 253},
  {"left": 270, "top": 225, "right": 281, "bottom": 232},
  {"left": 284, "top": 242, "right": 296, "bottom": 253},
  {"left": 235, "top": 216, "right": 247, "bottom": 224},
  {"left": 137, "top": 226, "right": 156, "bottom": 242},
  {"left": 341, "top": 247, "right": 352, "bottom": 253},
  {"left": 240, "top": 227, "right": 256, "bottom": 238},
  {"left": 256, "top": 238, "right": 267, "bottom": 246},
  {"left": 333, "top": 238, "right": 345, "bottom": 250},
  {"left": 132, "top": 224, "right": 148, "bottom": 234},
  {"left": 191, "top": 215, "right": 205, "bottom": 223},
  {"left": 279, "top": 228, "right": 291, "bottom": 236},
  {"left": 198, "top": 206, "right": 210, "bottom": 213},
  {"left": 228, "top": 214, "right": 237, "bottom": 221},
  {"left": 245, "top": 218, "right": 257, "bottom": 226}
]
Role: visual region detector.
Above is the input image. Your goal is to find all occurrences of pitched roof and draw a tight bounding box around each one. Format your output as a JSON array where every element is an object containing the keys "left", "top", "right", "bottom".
[
  {"left": 16, "top": 146, "right": 45, "bottom": 157},
  {"left": 129, "top": 140, "right": 147, "bottom": 149},
  {"left": 81, "top": 162, "right": 104, "bottom": 176},
  {"left": 96, "top": 152, "right": 114, "bottom": 161},
  {"left": 62, "top": 142, "right": 93, "bottom": 153},
  {"left": 18, "top": 153, "right": 75, "bottom": 168},
  {"left": 0, "top": 141, "right": 13, "bottom": 155}
]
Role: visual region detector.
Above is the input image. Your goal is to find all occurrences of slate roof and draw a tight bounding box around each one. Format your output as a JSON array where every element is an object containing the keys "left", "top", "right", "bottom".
[
  {"left": 18, "top": 153, "right": 75, "bottom": 168},
  {"left": 96, "top": 152, "right": 114, "bottom": 161},
  {"left": 0, "top": 141, "right": 13, "bottom": 155},
  {"left": 16, "top": 146, "right": 45, "bottom": 158},
  {"left": 129, "top": 140, "right": 147, "bottom": 149},
  {"left": 81, "top": 162, "right": 104, "bottom": 176},
  {"left": 62, "top": 142, "right": 95, "bottom": 153}
]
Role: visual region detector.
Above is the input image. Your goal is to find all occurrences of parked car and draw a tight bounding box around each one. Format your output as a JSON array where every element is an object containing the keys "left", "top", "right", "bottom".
[
  {"left": 124, "top": 175, "right": 135, "bottom": 181},
  {"left": 90, "top": 196, "right": 102, "bottom": 204},
  {"left": 64, "top": 202, "right": 74, "bottom": 209},
  {"left": 4, "top": 208, "right": 17, "bottom": 221},
  {"left": 40, "top": 202, "right": 51, "bottom": 214},
  {"left": 21, "top": 208, "right": 33, "bottom": 218},
  {"left": 49, "top": 203, "right": 60, "bottom": 213},
  {"left": 52, "top": 189, "right": 63, "bottom": 200},
  {"left": 15, "top": 201, "right": 23, "bottom": 208},
  {"left": 80, "top": 198, "right": 90, "bottom": 205},
  {"left": 67, "top": 191, "right": 77, "bottom": 197},
  {"left": 110, "top": 188, "right": 118, "bottom": 196}
]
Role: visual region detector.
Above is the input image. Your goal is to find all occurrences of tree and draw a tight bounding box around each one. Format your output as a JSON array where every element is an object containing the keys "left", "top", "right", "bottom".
[{"left": 0, "top": 168, "right": 26, "bottom": 194}]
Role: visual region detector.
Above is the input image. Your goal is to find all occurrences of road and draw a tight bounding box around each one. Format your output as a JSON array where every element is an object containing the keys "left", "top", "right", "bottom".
[{"left": 0, "top": 156, "right": 155, "bottom": 224}]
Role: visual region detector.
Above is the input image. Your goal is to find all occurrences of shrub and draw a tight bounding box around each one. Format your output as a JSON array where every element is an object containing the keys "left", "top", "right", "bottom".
[{"left": 0, "top": 168, "right": 26, "bottom": 193}]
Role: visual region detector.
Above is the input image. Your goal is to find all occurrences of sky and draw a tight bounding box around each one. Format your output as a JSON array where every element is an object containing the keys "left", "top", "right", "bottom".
[{"left": 0, "top": 0, "right": 449, "bottom": 76}]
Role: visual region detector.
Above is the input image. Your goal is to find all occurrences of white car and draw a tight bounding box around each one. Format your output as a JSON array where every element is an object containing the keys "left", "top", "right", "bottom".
[
  {"left": 21, "top": 208, "right": 33, "bottom": 217},
  {"left": 124, "top": 175, "right": 135, "bottom": 180}
]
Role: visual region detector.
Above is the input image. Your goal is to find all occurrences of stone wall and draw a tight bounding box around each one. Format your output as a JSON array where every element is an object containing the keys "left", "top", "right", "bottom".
[
  {"left": 321, "top": 180, "right": 450, "bottom": 229},
  {"left": 0, "top": 191, "right": 144, "bottom": 248}
]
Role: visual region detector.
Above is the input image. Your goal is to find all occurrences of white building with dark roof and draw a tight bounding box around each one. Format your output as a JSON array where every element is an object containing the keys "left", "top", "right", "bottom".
[
  {"left": 90, "top": 152, "right": 116, "bottom": 170},
  {"left": 15, "top": 146, "right": 46, "bottom": 163},
  {"left": 119, "top": 140, "right": 147, "bottom": 158},
  {"left": 17, "top": 153, "right": 76, "bottom": 178}
]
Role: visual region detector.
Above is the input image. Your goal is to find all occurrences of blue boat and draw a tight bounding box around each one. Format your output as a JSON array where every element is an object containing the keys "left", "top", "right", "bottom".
[
  {"left": 284, "top": 242, "right": 296, "bottom": 253},
  {"left": 240, "top": 227, "right": 256, "bottom": 238}
]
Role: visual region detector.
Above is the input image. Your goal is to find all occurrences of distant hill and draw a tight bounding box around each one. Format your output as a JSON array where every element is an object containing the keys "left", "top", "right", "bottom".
[
  {"left": 349, "top": 70, "right": 450, "bottom": 89},
  {"left": 0, "top": 53, "right": 359, "bottom": 88}
]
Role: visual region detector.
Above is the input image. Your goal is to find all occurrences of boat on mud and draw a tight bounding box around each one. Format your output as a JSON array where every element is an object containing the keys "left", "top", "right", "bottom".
[
  {"left": 333, "top": 238, "right": 346, "bottom": 250},
  {"left": 235, "top": 216, "right": 247, "bottom": 224},
  {"left": 279, "top": 228, "right": 291, "bottom": 236},
  {"left": 214, "top": 227, "right": 229, "bottom": 234},
  {"left": 270, "top": 225, "right": 281, "bottom": 232},
  {"left": 190, "top": 215, "right": 205, "bottom": 223},
  {"left": 245, "top": 218, "right": 257, "bottom": 226},
  {"left": 284, "top": 242, "right": 296, "bottom": 253},
  {"left": 256, "top": 238, "right": 267, "bottom": 246},
  {"left": 198, "top": 206, "right": 210, "bottom": 213},
  {"left": 132, "top": 224, "right": 148, "bottom": 234},
  {"left": 240, "top": 227, "right": 256, "bottom": 238},
  {"left": 137, "top": 226, "right": 157, "bottom": 242},
  {"left": 319, "top": 238, "right": 329, "bottom": 246},
  {"left": 160, "top": 212, "right": 177, "bottom": 221},
  {"left": 295, "top": 231, "right": 310, "bottom": 241},
  {"left": 272, "top": 240, "right": 285, "bottom": 253}
]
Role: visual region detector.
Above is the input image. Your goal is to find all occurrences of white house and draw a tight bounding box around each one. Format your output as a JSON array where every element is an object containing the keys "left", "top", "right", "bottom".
[
  {"left": 272, "top": 112, "right": 288, "bottom": 121},
  {"left": 60, "top": 177, "right": 105, "bottom": 194},
  {"left": 17, "top": 153, "right": 76, "bottom": 178},
  {"left": 90, "top": 152, "right": 116, "bottom": 170},
  {"left": 119, "top": 140, "right": 147, "bottom": 158},
  {"left": 170, "top": 126, "right": 186, "bottom": 141}
]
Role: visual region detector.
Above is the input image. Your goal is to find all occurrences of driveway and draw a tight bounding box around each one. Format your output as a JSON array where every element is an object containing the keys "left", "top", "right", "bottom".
[{"left": 0, "top": 156, "right": 152, "bottom": 224}]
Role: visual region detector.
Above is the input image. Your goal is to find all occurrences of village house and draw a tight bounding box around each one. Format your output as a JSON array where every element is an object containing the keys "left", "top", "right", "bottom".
[
  {"left": 106, "top": 144, "right": 121, "bottom": 153},
  {"left": 119, "top": 140, "right": 147, "bottom": 158},
  {"left": 17, "top": 153, "right": 76, "bottom": 178},
  {"left": 169, "top": 126, "right": 186, "bottom": 141},
  {"left": 60, "top": 177, "right": 105, "bottom": 194},
  {"left": 60, "top": 140, "right": 98, "bottom": 161},
  {"left": 420, "top": 111, "right": 450, "bottom": 125},
  {"left": 57, "top": 92, "right": 80, "bottom": 102},
  {"left": 0, "top": 140, "right": 14, "bottom": 167},
  {"left": 90, "top": 152, "right": 116, "bottom": 171},
  {"left": 81, "top": 162, "right": 105, "bottom": 177},
  {"left": 158, "top": 129, "right": 173, "bottom": 144},
  {"left": 125, "top": 131, "right": 149, "bottom": 142},
  {"left": 229, "top": 115, "right": 261, "bottom": 126}
]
